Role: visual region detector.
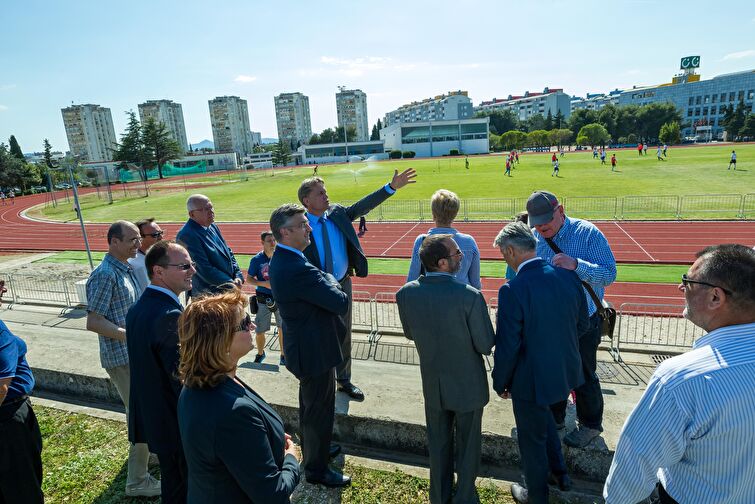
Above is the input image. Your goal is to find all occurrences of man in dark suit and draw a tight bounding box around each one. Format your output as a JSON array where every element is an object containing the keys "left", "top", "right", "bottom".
[
  {"left": 268, "top": 203, "right": 351, "bottom": 488},
  {"left": 298, "top": 168, "right": 416, "bottom": 400},
  {"left": 176, "top": 194, "right": 243, "bottom": 297},
  {"left": 492, "top": 221, "right": 589, "bottom": 504},
  {"left": 396, "top": 234, "right": 495, "bottom": 504},
  {"left": 126, "top": 240, "right": 196, "bottom": 503}
]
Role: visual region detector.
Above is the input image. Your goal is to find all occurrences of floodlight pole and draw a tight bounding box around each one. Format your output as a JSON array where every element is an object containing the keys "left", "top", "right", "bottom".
[{"left": 66, "top": 159, "right": 95, "bottom": 270}]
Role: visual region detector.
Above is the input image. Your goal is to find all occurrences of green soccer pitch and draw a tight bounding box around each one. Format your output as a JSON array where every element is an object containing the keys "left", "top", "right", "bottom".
[{"left": 32, "top": 143, "right": 754, "bottom": 223}]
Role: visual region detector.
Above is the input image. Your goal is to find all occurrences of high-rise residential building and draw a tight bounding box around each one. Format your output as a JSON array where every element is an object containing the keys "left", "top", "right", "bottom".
[
  {"left": 274, "top": 92, "right": 312, "bottom": 148},
  {"left": 383, "top": 91, "right": 473, "bottom": 128},
  {"left": 138, "top": 99, "right": 189, "bottom": 153},
  {"left": 475, "top": 87, "right": 572, "bottom": 121},
  {"left": 336, "top": 87, "right": 369, "bottom": 142},
  {"left": 570, "top": 89, "right": 623, "bottom": 113},
  {"left": 208, "top": 96, "right": 254, "bottom": 156},
  {"left": 61, "top": 104, "right": 118, "bottom": 162}
]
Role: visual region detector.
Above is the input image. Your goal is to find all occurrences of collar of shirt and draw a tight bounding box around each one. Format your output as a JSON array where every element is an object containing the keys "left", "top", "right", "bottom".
[
  {"left": 275, "top": 243, "right": 306, "bottom": 259},
  {"left": 692, "top": 322, "right": 755, "bottom": 350},
  {"left": 307, "top": 211, "right": 328, "bottom": 226},
  {"left": 428, "top": 226, "right": 457, "bottom": 234},
  {"left": 104, "top": 253, "right": 132, "bottom": 273},
  {"left": 425, "top": 271, "right": 454, "bottom": 277},
  {"left": 552, "top": 216, "right": 574, "bottom": 241},
  {"left": 146, "top": 284, "right": 182, "bottom": 306},
  {"left": 516, "top": 256, "right": 542, "bottom": 273}
]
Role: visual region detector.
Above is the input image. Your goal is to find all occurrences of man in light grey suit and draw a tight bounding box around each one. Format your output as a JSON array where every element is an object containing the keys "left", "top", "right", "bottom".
[{"left": 396, "top": 234, "right": 495, "bottom": 504}]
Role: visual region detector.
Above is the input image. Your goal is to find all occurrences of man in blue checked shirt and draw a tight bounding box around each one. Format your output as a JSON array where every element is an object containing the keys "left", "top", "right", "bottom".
[
  {"left": 526, "top": 190, "right": 617, "bottom": 448},
  {"left": 604, "top": 244, "right": 755, "bottom": 504}
]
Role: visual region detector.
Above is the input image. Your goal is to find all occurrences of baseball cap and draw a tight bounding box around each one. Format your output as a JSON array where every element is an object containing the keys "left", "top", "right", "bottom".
[{"left": 526, "top": 191, "right": 560, "bottom": 226}]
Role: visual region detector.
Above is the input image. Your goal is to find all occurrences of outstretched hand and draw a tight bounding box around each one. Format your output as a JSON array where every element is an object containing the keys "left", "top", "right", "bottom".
[{"left": 390, "top": 168, "right": 417, "bottom": 190}]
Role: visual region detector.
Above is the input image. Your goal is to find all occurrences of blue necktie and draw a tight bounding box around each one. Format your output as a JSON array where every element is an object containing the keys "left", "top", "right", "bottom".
[{"left": 319, "top": 216, "right": 334, "bottom": 274}]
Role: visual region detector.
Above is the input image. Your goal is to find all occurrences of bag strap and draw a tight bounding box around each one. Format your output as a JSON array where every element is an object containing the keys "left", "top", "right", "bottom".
[
  {"left": 543, "top": 237, "right": 605, "bottom": 315},
  {"left": 418, "top": 234, "right": 427, "bottom": 276}
]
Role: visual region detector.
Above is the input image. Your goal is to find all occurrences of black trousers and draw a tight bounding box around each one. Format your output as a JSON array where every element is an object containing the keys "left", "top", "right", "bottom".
[
  {"left": 299, "top": 367, "right": 336, "bottom": 476},
  {"left": 512, "top": 398, "right": 568, "bottom": 504},
  {"left": 657, "top": 483, "right": 679, "bottom": 504},
  {"left": 156, "top": 448, "right": 188, "bottom": 504},
  {"left": 0, "top": 399, "right": 43, "bottom": 504},
  {"left": 550, "top": 312, "right": 604, "bottom": 430},
  {"left": 336, "top": 276, "right": 353, "bottom": 383}
]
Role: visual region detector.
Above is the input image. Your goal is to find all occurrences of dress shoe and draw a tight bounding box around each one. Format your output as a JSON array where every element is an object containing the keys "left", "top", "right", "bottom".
[
  {"left": 338, "top": 382, "right": 365, "bottom": 401},
  {"left": 253, "top": 351, "right": 266, "bottom": 364},
  {"left": 306, "top": 468, "right": 351, "bottom": 488},
  {"left": 548, "top": 472, "right": 573, "bottom": 491},
  {"left": 563, "top": 426, "right": 601, "bottom": 448},
  {"left": 510, "top": 482, "right": 529, "bottom": 503},
  {"left": 329, "top": 443, "right": 342, "bottom": 459}
]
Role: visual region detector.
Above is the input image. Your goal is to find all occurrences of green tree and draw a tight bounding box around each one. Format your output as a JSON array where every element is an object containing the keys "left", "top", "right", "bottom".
[
  {"left": 598, "top": 105, "right": 618, "bottom": 140},
  {"left": 8, "top": 135, "right": 25, "bottom": 160},
  {"left": 142, "top": 117, "right": 182, "bottom": 179},
  {"left": 721, "top": 104, "right": 735, "bottom": 137},
  {"left": 740, "top": 114, "right": 755, "bottom": 137},
  {"left": 568, "top": 109, "right": 599, "bottom": 137},
  {"left": 112, "top": 111, "right": 148, "bottom": 179},
  {"left": 526, "top": 130, "right": 550, "bottom": 148},
  {"left": 370, "top": 119, "right": 382, "bottom": 140},
  {"left": 334, "top": 125, "right": 357, "bottom": 143},
  {"left": 635, "top": 103, "right": 681, "bottom": 143},
  {"left": 554, "top": 110, "right": 565, "bottom": 130},
  {"left": 475, "top": 109, "right": 519, "bottom": 134},
  {"left": 0, "top": 143, "right": 27, "bottom": 190},
  {"left": 543, "top": 110, "right": 554, "bottom": 131},
  {"left": 523, "top": 114, "right": 546, "bottom": 133},
  {"left": 724, "top": 101, "right": 748, "bottom": 140},
  {"left": 498, "top": 130, "right": 528, "bottom": 150},
  {"left": 549, "top": 128, "right": 574, "bottom": 149},
  {"left": 576, "top": 123, "right": 610, "bottom": 147},
  {"left": 658, "top": 121, "right": 681, "bottom": 145},
  {"left": 271, "top": 140, "right": 291, "bottom": 166}
]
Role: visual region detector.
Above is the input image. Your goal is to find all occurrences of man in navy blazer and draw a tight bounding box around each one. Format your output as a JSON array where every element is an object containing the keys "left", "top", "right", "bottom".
[
  {"left": 126, "top": 240, "right": 196, "bottom": 503},
  {"left": 298, "top": 168, "right": 416, "bottom": 401},
  {"left": 492, "top": 222, "right": 589, "bottom": 504},
  {"left": 268, "top": 203, "right": 351, "bottom": 488},
  {"left": 176, "top": 194, "right": 243, "bottom": 297}
]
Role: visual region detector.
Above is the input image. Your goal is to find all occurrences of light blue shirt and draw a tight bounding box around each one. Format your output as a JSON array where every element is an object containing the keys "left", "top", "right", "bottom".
[
  {"left": 308, "top": 183, "right": 395, "bottom": 281},
  {"left": 146, "top": 284, "right": 181, "bottom": 307},
  {"left": 534, "top": 216, "right": 616, "bottom": 316},
  {"left": 604, "top": 322, "right": 755, "bottom": 504},
  {"left": 407, "top": 227, "right": 481, "bottom": 289}
]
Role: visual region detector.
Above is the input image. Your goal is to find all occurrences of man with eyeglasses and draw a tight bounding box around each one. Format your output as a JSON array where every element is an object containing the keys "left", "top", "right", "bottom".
[
  {"left": 128, "top": 217, "right": 165, "bottom": 293},
  {"left": 526, "top": 190, "right": 617, "bottom": 449},
  {"left": 605, "top": 244, "right": 755, "bottom": 504},
  {"left": 177, "top": 194, "right": 243, "bottom": 297},
  {"left": 85, "top": 221, "right": 161, "bottom": 497},
  {"left": 297, "top": 168, "right": 417, "bottom": 402},
  {"left": 396, "top": 234, "right": 495, "bottom": 504},
  {"left": 126, "top": 241, "right": 195, "bottom": 503},
  {"left": 268, "top": 204, "right": 351, "bottom": 488}
]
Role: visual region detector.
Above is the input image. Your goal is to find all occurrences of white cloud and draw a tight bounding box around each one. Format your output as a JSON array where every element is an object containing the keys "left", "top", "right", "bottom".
[
  {"left": 0, "top": 105, "right": 8, "bottom": 111},
  {"left": 722, "top": 49, "right": 755, "bottom": 60},
  {"left": 234, "top": 75, "right": 257, "bottom": 83}
]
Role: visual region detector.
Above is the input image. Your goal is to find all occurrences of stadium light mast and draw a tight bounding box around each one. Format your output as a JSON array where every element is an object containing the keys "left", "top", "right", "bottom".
[{"left": 65, "top": 157, "right": 95, "bottom": 270}]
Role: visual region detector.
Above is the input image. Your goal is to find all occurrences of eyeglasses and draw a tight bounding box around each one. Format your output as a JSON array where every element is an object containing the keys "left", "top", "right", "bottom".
[
  {"left": 237, "top": 313, "right": 253, "bottom": 332},
  {"left": 681, "top": 274, "right": 732, "bottom": 295},
  {"left": 443, "top": 250, "right": 463, "bottom": 260},
  {"left": 190, "top": 206, "right": 213, "bottom": 213},
  {"left": 141, "top": 231, "right": 164, "bottom": 239},
  {"left": 162, "top": 261, "right": 196, "bottom": 271},
  {"left": 285, "top": 221, "right": 309, "bottom": 231}
]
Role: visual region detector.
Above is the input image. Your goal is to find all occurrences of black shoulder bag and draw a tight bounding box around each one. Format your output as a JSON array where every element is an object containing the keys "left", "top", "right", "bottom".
[{"left": 544, "top": 237, "right": 617, "bottom": 341}]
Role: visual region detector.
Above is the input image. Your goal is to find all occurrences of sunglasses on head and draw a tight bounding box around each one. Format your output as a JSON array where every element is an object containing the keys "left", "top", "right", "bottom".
[
  {"left": 238, "top": 313, "right": 253, "bottom": 332},
  {"left": 141, "top": 231, "right": 164, "bottom": 239}
]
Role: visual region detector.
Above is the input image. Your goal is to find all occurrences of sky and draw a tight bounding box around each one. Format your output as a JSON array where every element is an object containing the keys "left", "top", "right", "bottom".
[{"left": 1, "top": 0, "right": 754, "bottom": 153}]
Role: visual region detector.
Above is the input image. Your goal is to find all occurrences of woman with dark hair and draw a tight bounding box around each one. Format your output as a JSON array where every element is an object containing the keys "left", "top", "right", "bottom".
[{"left": 177, "top": 287, "right": 301, "bottom": 503}]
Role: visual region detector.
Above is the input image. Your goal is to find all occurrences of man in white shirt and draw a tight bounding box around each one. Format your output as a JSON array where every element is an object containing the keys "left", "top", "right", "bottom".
[{"left": 128, "top": 218, "right": 164, "bottom": 293}]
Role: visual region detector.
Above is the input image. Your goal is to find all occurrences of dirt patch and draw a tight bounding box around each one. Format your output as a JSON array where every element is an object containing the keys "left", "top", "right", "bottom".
[{"left": 9, "top": 261, "right": 90, "bottom": 282}]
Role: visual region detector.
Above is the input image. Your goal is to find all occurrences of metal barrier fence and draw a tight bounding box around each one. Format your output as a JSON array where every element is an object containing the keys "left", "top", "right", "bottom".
[
  {"left": 362, "top": 193, "right": 755, "bottom": 221},
  {"left": 3, "top": 273, "right": 84, "bottom": 309},
  {"left": 615, "top": 303, "right": 704, "bottom": 360}
]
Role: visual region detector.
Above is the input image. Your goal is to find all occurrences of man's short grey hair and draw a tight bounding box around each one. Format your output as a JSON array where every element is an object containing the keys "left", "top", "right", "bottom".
[
  {"left": 186, "top": 194, "right": 209, "bottom": 212},
  {"left": 493, "top": 221, "right": 536, "bottom": 252},
  {"left": 270, "top": 203, "right": 306, "bottom": 241}
]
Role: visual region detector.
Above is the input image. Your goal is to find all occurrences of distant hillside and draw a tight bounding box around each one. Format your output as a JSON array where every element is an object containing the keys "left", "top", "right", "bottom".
[
  {"left": 261, "top": 138, "right": 278, "bottom": 144},
  {"left": 190, "top": 139, "right": 214, "bottom": 150}
]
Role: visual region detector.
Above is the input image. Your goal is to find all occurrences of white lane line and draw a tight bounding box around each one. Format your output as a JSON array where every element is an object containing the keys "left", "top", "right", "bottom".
[
  {"left": 614, "top": 222, "right": 657, "bottom": 262},
  {"left": 379, "top": 222, "right": 422, "bottom": 256}
]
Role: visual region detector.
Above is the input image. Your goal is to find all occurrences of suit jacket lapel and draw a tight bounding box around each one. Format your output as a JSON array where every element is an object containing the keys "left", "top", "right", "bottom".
[{"left": 207, "top": 225, "right": 231, "bottom": 261}]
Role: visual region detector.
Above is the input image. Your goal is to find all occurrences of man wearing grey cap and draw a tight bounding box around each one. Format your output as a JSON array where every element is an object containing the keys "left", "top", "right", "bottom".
[{"left": 526, "top": 190, "right": 617, "bottom": 449}]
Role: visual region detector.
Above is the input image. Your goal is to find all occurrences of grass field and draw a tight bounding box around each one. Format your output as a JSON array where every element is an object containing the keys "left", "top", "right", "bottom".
[
  {"left": 31, "top": 144, "right": 755, "bottom": 223},
  {"left": 37, "top": 405, "right": 515, "bottom": 503},
  {"left": 37, "top": 251, "right": 687, "bottom": 283}
]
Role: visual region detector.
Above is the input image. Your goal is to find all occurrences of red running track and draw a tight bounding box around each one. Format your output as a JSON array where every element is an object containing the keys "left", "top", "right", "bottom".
[{"left": 3, "top": 191, "right": 754, "bottom": 264}]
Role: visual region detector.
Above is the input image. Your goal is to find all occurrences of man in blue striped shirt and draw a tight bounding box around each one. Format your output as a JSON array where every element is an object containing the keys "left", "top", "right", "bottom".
[
  {"left": 527, "top": 191, "right": 617, "bottom": 448},
  {"left": 604, "top": 244, "right": 755, "bottom": 504}
]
